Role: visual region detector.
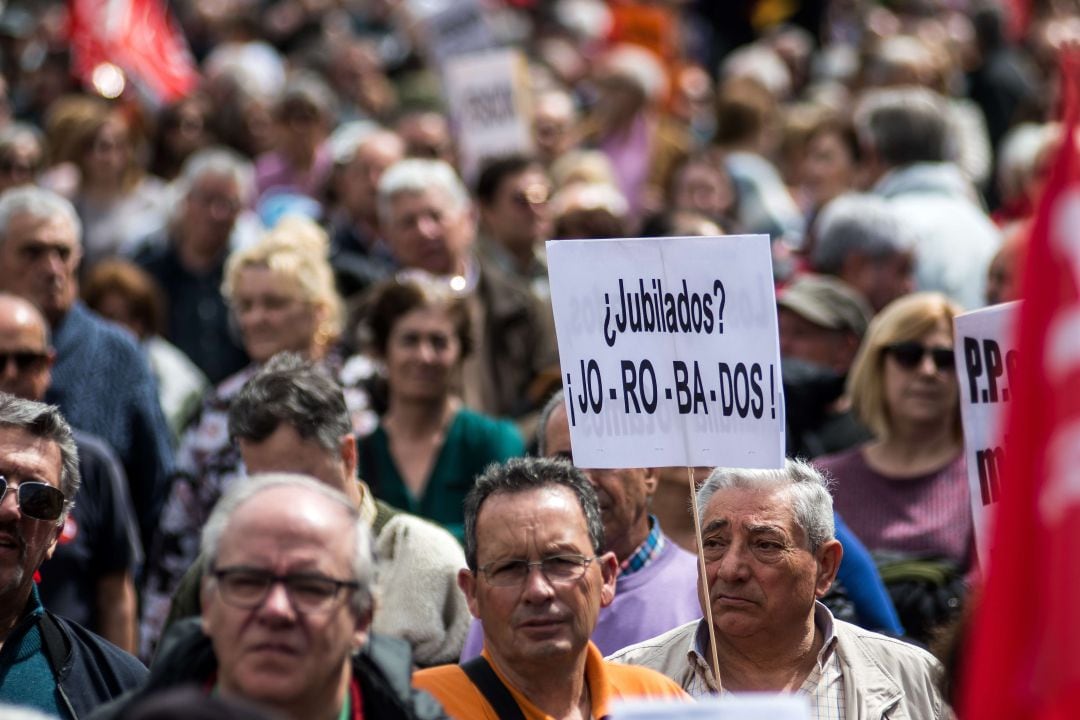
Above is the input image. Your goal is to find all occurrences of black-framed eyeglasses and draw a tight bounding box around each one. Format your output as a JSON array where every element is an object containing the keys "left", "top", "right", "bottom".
[
  {"left": 210, "top": 567, "right": 359, "bottom": 613},
  {"left": 478, "top": 554, "right": 596, "bottom": 587},
  {"left": 0, "top": 475, "right": 65, "bottom": 522},
  {"left": 0, "top": 351, "right": 49, "bottom": 374},
  {"left": 884, "top": 341, "right": 956, "bottom": 372}
]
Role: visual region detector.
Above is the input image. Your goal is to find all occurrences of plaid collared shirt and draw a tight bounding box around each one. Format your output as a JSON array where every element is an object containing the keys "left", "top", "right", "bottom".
[
  {"left": 619, "top": 515, "right": 665, "bottom": 577},
  {"left": 684, "top": 603, "right": 847, "bottom": 717}
]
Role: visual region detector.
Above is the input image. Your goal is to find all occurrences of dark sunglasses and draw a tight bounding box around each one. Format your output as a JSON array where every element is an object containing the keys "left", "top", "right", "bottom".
[
  {"left": 884, "top": 341, "right": 956, "bottom": 372},
  {"left": 0, "top": 475, "right": 65, "bottom": 522},
  {"left": 0, "top": 351, "right": 49, "bottom": 373},
  {"left": 0, "top": 157, "right": 38, "bottom": 176}
]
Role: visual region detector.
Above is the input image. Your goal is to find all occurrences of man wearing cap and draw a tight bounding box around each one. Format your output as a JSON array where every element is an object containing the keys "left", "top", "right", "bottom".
[{"left": 777, "top": 273, "right": 874, "bottom": 459}]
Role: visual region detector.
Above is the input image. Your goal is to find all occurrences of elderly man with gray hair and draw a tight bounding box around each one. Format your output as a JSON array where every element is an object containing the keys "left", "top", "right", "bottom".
[
  {"left": 608, "top": 460, "right": 949, "bottom": 718},
  {"left": 0, "top": 186, "right": 174, "bottom": 553},
  {"left": 809, "top": 193, "right": 914, "bottom": 313},
  {"left": 375, "top": 158, "right": 558, "bottom": 423},
  {"left": 94, "top": 474, "right": 447, "bottom": 720},
  {"left": 854, "top": 86, "right": 1000, "bottom": 310},
  {"left": 136, "top": 146, "right": 257, "bottom": 383}
]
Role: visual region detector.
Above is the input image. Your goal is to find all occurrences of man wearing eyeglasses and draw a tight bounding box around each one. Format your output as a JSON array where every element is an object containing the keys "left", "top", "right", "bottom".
[
  {"left": 94, "top": 474, "right": 446, "bottom": 720},
  {"left": 376, "top": 159, "right": 559, "bottom": 423},
  {"left": 458, "top": 391, "right": 702, "bottom": 660},
  {"left": 0, "top": 293, "right": 142, "bottom": 654},
  {"left": 414, "top": 457, "right": 688, "bottom": 719},
  {"left": 0, "top": 393, "right": 146, "bottom": 717}
]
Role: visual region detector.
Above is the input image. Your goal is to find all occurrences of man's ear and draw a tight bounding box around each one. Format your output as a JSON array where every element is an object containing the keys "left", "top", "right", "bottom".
[
  {"left": 839, "top": 251, "right": 869, "bottom": 287},
  {"left": 814, "top": 539, "right": 844, "bottom": 598},
  {"left": 458, "top": 568, "right": 480, "bottom": 619},
  {"left": 352, "top": 606, "right": 373, "bottom": 652},
  {"left": 597, "top": 551, "right": 618, "bottom": 608},
  {"left": 42, "top": 519, "right": 63, "bottom": 562},
  {"left": 199, "top": 576, "right": 213, "bottom": 635},
  {"left": 641, "top": 468, "right": 659, "bottom": 499},
  {"left": 340, "top": 433, "right": 358, "bottom": 482}
]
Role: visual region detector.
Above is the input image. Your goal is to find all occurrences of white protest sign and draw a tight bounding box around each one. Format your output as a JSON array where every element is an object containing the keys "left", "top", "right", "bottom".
[
  {"left": 954, "top": 301, "right": 1019, "bottom": 566},
  {"left": 443, "top": 48, "right": 533, "bottom": 183},
  {"left": 546, "top": 235, "right": 785, "bottom": 469},
  {"left": 611, "top": 695, "right": 811, "bottom": 719},
  {"left": 408, "top": 0, "right": 495, "bottom": 66}
]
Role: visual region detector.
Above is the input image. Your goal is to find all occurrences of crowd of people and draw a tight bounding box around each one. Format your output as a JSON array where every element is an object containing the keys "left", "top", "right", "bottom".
[{"left": 0, "top": 0, "right": 1069, "bottom": 717}]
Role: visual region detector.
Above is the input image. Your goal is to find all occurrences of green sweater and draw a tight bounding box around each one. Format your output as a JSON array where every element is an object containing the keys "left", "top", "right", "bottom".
[{"left": 357, "top": 408, "right": 525, "bottom": 542}]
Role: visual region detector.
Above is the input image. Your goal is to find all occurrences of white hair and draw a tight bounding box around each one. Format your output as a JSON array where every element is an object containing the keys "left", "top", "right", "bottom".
[
  {"left": 376, "top": 159, "right": 469, "bottom": 227},
  {"left": 175, "top": 146, "right": 255, "bottom": 205},
  {"left": 697, "top": 459, "right": 835, "bottom": 551},
  {"left": 997, "top": 122, "right": 1059, "bottom": 201},
  {"left": 0, "top": 186, "right": 81, "bottom": 245},
  {"left": 811, "top": 193, "right": 914, "bottom": 273}
]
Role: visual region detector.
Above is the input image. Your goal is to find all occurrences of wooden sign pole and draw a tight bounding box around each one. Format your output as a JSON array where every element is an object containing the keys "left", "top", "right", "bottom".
[{"left": 687, "top": 466, "right": 722, "bottom": 691}]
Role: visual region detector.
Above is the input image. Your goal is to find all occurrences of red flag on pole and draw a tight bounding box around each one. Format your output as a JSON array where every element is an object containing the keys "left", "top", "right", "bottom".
[
  {"left": 69, "top": 0, "right": 198, "bottom": 104},
  {"left": 961, "top": 51, "right": 1080, "bottom": 719},
  {"left": 1005, "top": 0, "right": 1032, "bottom": 42}
]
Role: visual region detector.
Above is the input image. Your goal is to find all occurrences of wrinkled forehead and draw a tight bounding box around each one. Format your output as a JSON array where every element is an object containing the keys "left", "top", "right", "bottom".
[
  {"left": 390, "top": 185, "right": 463, "bottom": 218},
  {"left": 0, "top": 427, "right": 62, "bottom": 489},
  {"left": 9, "top": 210, "right": 78, "bottom": 243},
  {"left": 702, "top": 485, "right": 802, "bottom": 537},
  {"left": 222, "top": 487, "right": 353, "bottom": 551},
  {"left": 475, "top": 485, "right": 592, "bottom": 558}
]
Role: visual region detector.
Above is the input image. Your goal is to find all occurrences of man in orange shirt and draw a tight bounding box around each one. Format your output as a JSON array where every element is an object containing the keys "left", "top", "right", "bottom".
[{"left": 414, "top": 457, "right": 689, "bottom": 719}]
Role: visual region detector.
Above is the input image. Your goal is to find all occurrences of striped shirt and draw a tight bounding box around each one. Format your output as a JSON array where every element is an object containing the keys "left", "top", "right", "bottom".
[
  {"left": 619, "top": 515, "right": 666, "bottom": 577},
  {"left": 683, "top": 603, "right": 846, "bottom": 717}
]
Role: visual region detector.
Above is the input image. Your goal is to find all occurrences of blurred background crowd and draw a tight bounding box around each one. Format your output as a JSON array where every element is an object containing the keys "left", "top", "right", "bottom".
[{"left": 0, "top": 0, "right": 1070, "bottom": 673}]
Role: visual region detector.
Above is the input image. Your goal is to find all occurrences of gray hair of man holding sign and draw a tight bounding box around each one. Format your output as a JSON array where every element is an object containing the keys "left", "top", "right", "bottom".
[{"left": 609, "top": 459, "right": 951, "bottom": 719}]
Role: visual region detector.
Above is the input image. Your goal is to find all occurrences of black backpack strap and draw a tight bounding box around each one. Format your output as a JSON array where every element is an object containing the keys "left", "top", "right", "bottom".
[
  {"left": 39, "top": 612, "right": 70, "bottom": 677},
  {"left": 461, "top": 657, "right": 526, "bottom": 720},
  {"left": 358, "top": 433, "right": 379, "bottom": 496}
]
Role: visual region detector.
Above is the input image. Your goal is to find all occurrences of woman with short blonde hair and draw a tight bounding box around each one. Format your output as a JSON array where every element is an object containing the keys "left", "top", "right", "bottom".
[
  {"left": 222, "top": 214, "right": 343, "bottom": 356},
  {"left": 846, "top": 292, "right": 964, "bottom": 442},
  {"left": 815, "top": 291, "right": 971, "bottom": 641}
]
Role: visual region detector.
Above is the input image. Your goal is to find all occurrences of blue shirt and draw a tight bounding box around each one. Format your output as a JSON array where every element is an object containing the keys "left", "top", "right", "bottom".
[{"left": 0, "top": 586, "right": 71, "bottom": 718}]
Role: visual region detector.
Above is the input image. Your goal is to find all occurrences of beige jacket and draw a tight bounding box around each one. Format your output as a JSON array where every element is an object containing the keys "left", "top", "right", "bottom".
[{"left": 608, "top": 617, "right": 950, "bottom": 719}]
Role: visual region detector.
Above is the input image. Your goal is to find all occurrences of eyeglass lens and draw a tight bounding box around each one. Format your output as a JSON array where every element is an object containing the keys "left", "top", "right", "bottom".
[
  {"left": 482, "top": 555, "right": 593, "bottom": 586},
  {"left": 0, "top": 476, "right": 65, "bottom": 521},
  {"left": 215, "top": 568, "right": 354, "bottom": 612}
]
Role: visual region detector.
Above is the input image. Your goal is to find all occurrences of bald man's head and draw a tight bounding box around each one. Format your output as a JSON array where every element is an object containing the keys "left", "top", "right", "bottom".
[{"left": 0, "top": 293, "right": 53, "bottom": 400}]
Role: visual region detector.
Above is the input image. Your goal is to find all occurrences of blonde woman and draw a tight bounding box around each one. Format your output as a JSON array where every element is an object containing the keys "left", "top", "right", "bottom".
[
  {"left": 139, "top": 216, "right": 377, "bottom": 658},
  {"left": 815, "top": 292, "right": 971, "bottom": 640}
]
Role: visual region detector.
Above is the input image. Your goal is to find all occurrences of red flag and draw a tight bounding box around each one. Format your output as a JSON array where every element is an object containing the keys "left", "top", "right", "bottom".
[
  {"left": 69, "top": 0, "right": 198, "bottom": 104},
  {"left": 1005, "top": 0, "right": 1031, "bottom": 42},
  {"left": 961, "top": 53, "right": 1080, "bottom": 719}
]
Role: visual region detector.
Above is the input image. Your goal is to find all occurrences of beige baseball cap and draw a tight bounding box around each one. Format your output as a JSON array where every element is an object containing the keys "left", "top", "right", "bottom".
[{"left": 777, "top": 274, "right": 873, "bottom": 337}]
